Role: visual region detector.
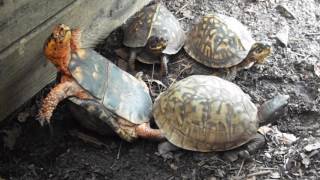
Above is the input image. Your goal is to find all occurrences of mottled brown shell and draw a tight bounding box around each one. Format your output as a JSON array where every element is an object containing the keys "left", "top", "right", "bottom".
[
  {"left": 184, "top": 14, "right": 255, "bottom": 68},
  {"left": 123, "top": 3, "right": 185, "bottom": 54},
  {"left": 153, "top": 75, "right": 258, "bottom": 152}
]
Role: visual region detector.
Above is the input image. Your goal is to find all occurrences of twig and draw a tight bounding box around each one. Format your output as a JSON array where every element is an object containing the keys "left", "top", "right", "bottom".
[
  {"left": 237, "top": 160, "right": 245, "bottom": 176},
  {"left": 69, "top": 130, "right": 108, "bottom": 148},
  {"left": 117, "top": 141, "right": 122, "bottom": 160},
  {"left": 147, "top": 79, "right": 167, "bottom": 89},
  {"left": 305, "top": 32, "right": 320, "bottom": 36},
  {"left": 259, "top": 167, "right": 278, "bottom": 170},
  {"left": 178, "top": 17, "right": 187, "bottom": 21},
  {"left": 247, "top": 170, "right": 272, "bottom": 177},
  {"left": 168, "top": 63, "right": 192, "bottom": 88},
  {"left": 175, "top": 3, "right": 190, "bottom": 15}
]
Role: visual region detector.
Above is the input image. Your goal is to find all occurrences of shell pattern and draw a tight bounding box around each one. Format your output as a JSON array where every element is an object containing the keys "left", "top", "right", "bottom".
[
  {"left": 184, "top": 14, "right": 255, "bottom": 68},
  {"left": 123, "top": 3, "right": 185, "bottom": 54},
  {"left": 69, "top": 49, "right": 152, "bottom": 125},
  {"left": 153, "top": 75, "right": 258, "bottom": 152}
]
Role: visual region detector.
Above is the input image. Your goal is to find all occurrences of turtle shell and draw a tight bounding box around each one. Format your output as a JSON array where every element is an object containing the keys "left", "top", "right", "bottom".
[
  {"left": 184, "top": 14, "right": 255, "bottom": 68},
  {"left": 68, "top": 49, "right": 152, "bottom": 124},
  {"left": 123, "top": 3, "right": 185, "bottom": 55},
  {"left": 153, "top": 75, "right": 258, "bottom": 152}
]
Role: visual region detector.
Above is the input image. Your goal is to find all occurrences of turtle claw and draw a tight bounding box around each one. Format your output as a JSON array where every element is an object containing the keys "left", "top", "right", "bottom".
[
  {"left": 36, "top": 115, "right": 48, "bottom": 127},
  {"left": 36, "top": 110, "right": 51, "bottom": 126}
]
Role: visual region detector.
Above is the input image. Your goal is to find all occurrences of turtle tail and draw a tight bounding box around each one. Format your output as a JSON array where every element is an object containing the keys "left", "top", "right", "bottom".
[{"left": 257, "top": 94, "right": 289, "bottom": 124}]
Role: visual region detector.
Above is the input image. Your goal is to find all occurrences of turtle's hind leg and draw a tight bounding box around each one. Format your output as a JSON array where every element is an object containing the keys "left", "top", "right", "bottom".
[
  {"left": 129, "top": 49, "right": 137, "bottom": 74},
  {"left": 158, "top": 141, "right": 179, "bottom": 159},
  {"left": 135, "top": 123, "right": 165, "bottom": 141}
]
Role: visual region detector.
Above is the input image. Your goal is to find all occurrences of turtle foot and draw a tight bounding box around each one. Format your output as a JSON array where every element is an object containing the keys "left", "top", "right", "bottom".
[
  {"left": 222, "top": 133, "right": 265, "bottom": 162},
  {"left": 157, "top": 141, "right": 179, "bottom": 159}
]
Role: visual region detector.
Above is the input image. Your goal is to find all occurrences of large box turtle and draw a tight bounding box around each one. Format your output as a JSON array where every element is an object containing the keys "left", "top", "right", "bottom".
[
  {"left": 38, "top": 24, "right": 162, "bottom": 142},
  {"left": 153, "top": 75, "right": 289, "bottom": 157}
]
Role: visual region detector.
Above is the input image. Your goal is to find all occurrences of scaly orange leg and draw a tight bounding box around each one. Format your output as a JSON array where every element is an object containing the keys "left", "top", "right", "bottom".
[
  {"left": 135, "top": 123, "right": 165, "bottom": 141},
  {"left": 37, "top": 80, "right": 88, "bottom": 125}
]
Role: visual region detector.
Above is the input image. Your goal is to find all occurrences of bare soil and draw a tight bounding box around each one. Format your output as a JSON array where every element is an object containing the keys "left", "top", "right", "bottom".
[{"left": 1, "top": 0, "right": 320, "bottom": 179}]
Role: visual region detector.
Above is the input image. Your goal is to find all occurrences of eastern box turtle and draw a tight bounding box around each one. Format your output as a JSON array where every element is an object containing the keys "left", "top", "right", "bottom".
[
  {"left": 184, "top": 14, "right": 271, "bottom": 80},
  {"left": 123, "top": 3, "right": 185, "bottom": 76},
  {"left": 38, "top": 24, "right": 163, "bottom": 142},
  {"left": 153, "top": 75, "right": 289, "bottom": 156}
]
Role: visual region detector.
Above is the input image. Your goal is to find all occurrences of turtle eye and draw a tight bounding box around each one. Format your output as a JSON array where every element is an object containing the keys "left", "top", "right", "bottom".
[{"left": 255, "top": 46, "right": 263, "bottom": 53}]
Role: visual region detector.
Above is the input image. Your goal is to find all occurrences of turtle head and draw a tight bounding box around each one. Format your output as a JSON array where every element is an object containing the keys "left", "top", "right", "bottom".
[
  {"left": 248, "top": 42, "right": 272, "bottom": 64},
  {"left": 44, "top": 24, "right": 73, "bottom": 74},
  {"left": 147, "top": 36, "right": 168, "bottom": 52},
  {"left": 44, "top": 24, "right": 72, "bottom": 61},
  {"left": 257, "top": 94, "right": 289, "bottom": 124}
]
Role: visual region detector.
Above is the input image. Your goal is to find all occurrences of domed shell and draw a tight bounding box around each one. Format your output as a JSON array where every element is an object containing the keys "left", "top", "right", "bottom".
[
  {"left": 184, "top": 14, "right": 255, "bottom": 68},
  {"left": 69, "top": 49, "right": 152, "bottom": 124},
  {"left": 153, "top": 75, "right": 258, "bottom": 152},
  {"left": 123, "top": 3, "right": 185, "bottom": 54}
]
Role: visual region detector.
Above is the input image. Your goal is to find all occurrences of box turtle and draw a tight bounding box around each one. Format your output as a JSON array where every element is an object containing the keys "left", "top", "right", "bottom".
[
  {"left": 123, "top": 3, "right": 185, "bottom": 76},
  {"left": 184, "top": 14, "right": 271, "bottom": 80},
  {"left": 38, "top": 24, "right": 163, "bottom": 142},
  {"left": 153, "top": 75, "right": 289, "bottom": 157}
]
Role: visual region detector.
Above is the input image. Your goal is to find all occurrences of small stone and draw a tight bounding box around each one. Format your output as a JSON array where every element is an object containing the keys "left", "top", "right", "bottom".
[
  {"left": 265, "top": 152, "right": 272, "bottom": 159},
  {"left": 276, "top": 4, "right": 296, "bottom": 19},
  {"left": 270, "top": 172, "right": 281, "bottom": 179},
  {"left": 304, "top": 142, "right": 320, "bottom": 152},
  {"left": 17, "top": 112, "right": 30, "bottom": 122},
  {"left": 300, "top": 153, "right": 310, "bottom": 168},
  {"left": 276, "top": 24, "right": 289, "bottom": 47},
  {"left": 182, "top": 10, "right": 194, "bottom": 19}
]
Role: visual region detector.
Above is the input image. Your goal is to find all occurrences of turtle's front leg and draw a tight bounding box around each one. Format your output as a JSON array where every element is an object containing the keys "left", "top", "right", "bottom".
[
  {"left": 223, "top": 133, "right": 265, "bottom": 162},
  {"left": 129, "top": 49, "right": 137, "bottom": 73},
  {"left": 37, "top": 80, "right": 82, "bottom": 125},
  {"left": 160, "top": 55, "right": 169, "bottom": 76},
  {"left": 224, "top": 67, "right": 237, "bottom": 81}
]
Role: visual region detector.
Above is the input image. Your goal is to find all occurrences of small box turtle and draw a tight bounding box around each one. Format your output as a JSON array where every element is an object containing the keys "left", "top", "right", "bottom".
[
  {"left": 123, "top": 3, "right": 185, "bottom": 76},
  {"left": 184, "top": 14, "right": 271, "bottom": 80}
]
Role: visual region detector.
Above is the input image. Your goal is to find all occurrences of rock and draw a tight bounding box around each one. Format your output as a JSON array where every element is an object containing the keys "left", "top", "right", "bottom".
[
  {"left": 276, "top": 4, "right": 296, "bottom": 19},
  {"left": 300, "top": 153, "right": 310, "bottom": 168},
  {"left": 182, "top": 9, "right": 194, "bottom": 19},
  {"left": 276, "top": 24, "right": 289, "bottom": 47},
  {"left": 270, "top": 172, "right": 281, "bottom": 179},
  {"left": 314, "top": 61, "right": 320, "bottom": 78},
  {"left": 304, "top": 142, "right": 320, "bottom": 152}
]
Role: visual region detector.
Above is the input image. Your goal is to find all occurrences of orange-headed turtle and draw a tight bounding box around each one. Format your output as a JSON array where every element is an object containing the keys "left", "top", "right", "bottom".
[
  {"left": 38, "top": 24, "right": 163, "bottom": 142},
  {"left": 184, "top": 14, "right": 271, "bottom": 80},
  {"left": 123, "top": 3, "right": 185, "bottom": 76},
  {"left": 153, "top": 75, "right": 289, "bottom": 159}
]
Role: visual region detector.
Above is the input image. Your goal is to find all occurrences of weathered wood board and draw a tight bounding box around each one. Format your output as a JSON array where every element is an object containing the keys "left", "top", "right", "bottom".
[{"left": 0, "top": 0, "right": 150, "bottom": 122}]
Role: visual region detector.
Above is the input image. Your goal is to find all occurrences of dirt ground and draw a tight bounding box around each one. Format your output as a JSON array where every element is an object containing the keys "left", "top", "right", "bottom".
[{"left": 1, "top": 0, "right": 320, "bottom": 179}]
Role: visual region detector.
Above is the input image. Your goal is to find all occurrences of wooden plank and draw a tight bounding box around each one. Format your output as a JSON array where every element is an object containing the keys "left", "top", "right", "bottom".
[
  {"left": 0, "top": 0, "right": 75, "bottom": 52},
  {"left": 0, "top": 0, "right": 150, "bottom": 122}
]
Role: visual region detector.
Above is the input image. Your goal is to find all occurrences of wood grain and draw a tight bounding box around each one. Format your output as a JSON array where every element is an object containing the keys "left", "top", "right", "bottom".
[{"left": 0, "top": 0, "right": 150, "bottom": 122}]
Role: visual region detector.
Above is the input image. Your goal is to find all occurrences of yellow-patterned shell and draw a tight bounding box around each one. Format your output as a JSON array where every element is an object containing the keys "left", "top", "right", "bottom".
[
  {"left": 153, "top": 75, "right": 258, "bottom": 152},
  {"left": 123, "top": 3, "right": 185, "bottom": 55},
  {"left": 184, "top": 14, "right": 255, "bottom": 68}
]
